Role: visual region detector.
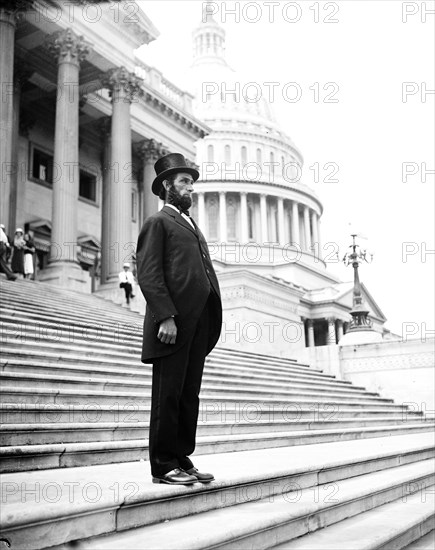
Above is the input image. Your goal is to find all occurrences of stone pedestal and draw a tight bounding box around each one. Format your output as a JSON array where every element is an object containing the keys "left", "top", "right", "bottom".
[{"left": 339, "top": 328, "right": 383, "bottom": 346}]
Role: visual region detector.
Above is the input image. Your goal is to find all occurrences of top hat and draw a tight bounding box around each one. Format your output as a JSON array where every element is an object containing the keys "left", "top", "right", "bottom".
[{"left": 152, "top": 153, "right": 199, "bottom": 196}]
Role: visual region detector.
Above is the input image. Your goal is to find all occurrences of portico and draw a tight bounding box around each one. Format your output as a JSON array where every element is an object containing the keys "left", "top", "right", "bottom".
[{"left": 1, "top": 2, "right": 208, "bottom": 293}]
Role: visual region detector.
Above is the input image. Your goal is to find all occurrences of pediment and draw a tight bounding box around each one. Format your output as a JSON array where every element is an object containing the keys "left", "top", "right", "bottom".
[
  {"left": 334, "top": 283, "right": 386, "bottom": 321},
  {"left": 303, "top": 281, "right": 387, "bottom": 322},
  {"left": 29, "top": 219, "right": 51, "bottom": 236},
  {"left": 78, "top": 235, "right": 101, "bottom": 251}
]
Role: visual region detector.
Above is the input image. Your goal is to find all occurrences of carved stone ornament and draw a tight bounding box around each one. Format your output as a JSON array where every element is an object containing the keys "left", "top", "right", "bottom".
[
  {"left": 46, "top": 28, "right": 91, "bottom": 65},
  {"left": 135, "top": 138, "right": 168, "bottom": 163},
  {"left": 101, "top": 66, "right": 143, "bottom": 103}
]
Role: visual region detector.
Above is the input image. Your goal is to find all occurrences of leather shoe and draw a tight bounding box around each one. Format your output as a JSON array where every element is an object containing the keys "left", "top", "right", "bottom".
[
  {"left": 185, "top": 467, "right": 215, "bottom": 482},
  {"left": 152, "top": 468, "right": 197, "bottom": 485}
]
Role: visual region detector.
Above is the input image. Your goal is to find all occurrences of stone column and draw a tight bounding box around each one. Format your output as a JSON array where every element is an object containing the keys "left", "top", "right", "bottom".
[
  {"left": 327, "top": 317, "right": 337, "bottom": 345},
  {"left": 240, "top": 191, "right": 248, "bottom": 243},
  {"left": 41, "top": 29, "right": 91, "bottom": 288},
  {"left": 277, "top": 197, "right": 285, "bottom": 246},
  {"left": 317, "top": 216, "right": 322, "bottom": 258},
  {"left": 0, "top": 7, "right": 17, "bottom": 233},
  {"left": 307, "top": 319, "right": 315, "bottom": 348},
  {"left": 98, "top": 117, "right": 112, "bottom": 287},
  {"left": 101, "top": 67, "right": 142, "bottom": 284},
  {"left": 136, "top": 138, "right": 166, "bottom": 225},
  {"left": 260, "top": 194, "right": 268, "bottom": 244},
  {"left": 219, "top": 191, "right": 227, "bottom": 242},
  {"left": 311, "top": 210, "right": 320, "bottom": 259},
  {"left": 336, "top": 319, "right": 344, "bottom": 342},
  {"left": 303, "top": 205, "right": 312, "bottom": 251},
  {"left": 9, "top": 64, "right": 30, "bottom": 234},
  {"left": 197, "top": 191, "right": 206, "bottom": 234},
  {"left": 291, "top": 200, "right": 300, "bottom": 247}
]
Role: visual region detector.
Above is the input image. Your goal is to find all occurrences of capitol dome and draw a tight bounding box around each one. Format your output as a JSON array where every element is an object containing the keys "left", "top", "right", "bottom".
[{"left": 187, "top": 4, "right": 328, "bottom": 287}]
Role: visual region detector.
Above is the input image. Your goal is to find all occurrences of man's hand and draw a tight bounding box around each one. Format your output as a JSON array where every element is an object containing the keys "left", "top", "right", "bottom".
[{"left": 157, "top": 317, "right": 177, "bottom": 344}]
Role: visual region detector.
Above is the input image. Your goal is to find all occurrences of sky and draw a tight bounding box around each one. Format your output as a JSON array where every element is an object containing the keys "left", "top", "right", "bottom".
[{"left": 135, "top": 0, "right": 434, "bottom": 336}]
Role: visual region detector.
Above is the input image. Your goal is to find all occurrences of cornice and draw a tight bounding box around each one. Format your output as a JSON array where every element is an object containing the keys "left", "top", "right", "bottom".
[{"left": 139, "top": 86, "right": 210, "bottom": 139}]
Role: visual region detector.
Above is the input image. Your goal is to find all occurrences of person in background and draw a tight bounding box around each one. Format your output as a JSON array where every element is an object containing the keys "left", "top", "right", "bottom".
[
  {"left": 118, "top": 262, "right": 135, "bottom": 305},
  {"left": 0, "top": 224, "right": 16, "bottom": 281},
  {"left": 11, "top": 228, "right": 26, "bottom": 277},
  {"left": 23, "top": 231, "right": 36, "bottom": 280}
]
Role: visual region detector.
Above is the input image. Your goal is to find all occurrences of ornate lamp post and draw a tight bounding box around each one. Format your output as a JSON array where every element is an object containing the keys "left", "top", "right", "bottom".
[{"left": 342, "top": 234, "right": 375, "bottom": 334}]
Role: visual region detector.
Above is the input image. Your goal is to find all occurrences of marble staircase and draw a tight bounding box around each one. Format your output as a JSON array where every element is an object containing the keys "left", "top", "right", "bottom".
[{"left": 0, "top": 278, "right": 434, "bottom": 549}]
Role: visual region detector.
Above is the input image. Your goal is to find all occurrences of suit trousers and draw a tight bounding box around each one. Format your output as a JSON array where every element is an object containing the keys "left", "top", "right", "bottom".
[{"left": 149, "top": 293, "right": 211, "bottom": 477}]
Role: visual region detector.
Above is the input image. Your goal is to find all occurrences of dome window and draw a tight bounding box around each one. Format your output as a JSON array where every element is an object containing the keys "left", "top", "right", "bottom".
[
  {"left": 224, "top": 144, "right": 231, "bottom": 165},
  {"left": 241, "top": 146, "right": 247, "bottom": 165},
  {"left": 207, "top": 144, "right": 214, "bottom": 162}
]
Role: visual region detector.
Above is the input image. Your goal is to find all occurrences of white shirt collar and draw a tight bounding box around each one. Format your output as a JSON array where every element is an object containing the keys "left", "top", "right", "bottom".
[{"left": 165, "top": 203, "right": 195, "bottom": 229}]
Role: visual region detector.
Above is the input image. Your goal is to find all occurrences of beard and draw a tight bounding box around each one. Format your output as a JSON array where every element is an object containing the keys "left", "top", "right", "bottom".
[{"left": 166, "top": 184, "right": 192, "bottom": 212}]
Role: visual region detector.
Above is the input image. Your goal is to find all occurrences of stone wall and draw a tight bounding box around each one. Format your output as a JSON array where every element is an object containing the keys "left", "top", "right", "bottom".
[
  {"left": 340, "top": 338, "right": 434, "bottom": 417},
  {"left": 295, "top": 338, "right": 434, "bottom": 417}
]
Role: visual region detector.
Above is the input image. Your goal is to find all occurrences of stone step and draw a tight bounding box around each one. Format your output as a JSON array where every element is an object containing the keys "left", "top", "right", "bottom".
[
  {"left": 0, "top": 348, "right": 339, "bottom": 385},
  {"left": 0, "top": 403, "right": 421, "bottom": 425},
  {"left": 1, "top": 323, "right": 314, "bottom": 377},
  {"left": 0, "top": 357, "right": 357, "bottom": 391},
  {"left": 1, "top": 433, "right": 433, "bottom": 549},
  {"left": 270, "top": 485, "right": 435, "bottom": 549},
  {"left": 0, "top": 371, "right": 379, "bottom": 401},
  {"left": 1, "top": 350, "right": 337, "bottom": 385},
  {"left": 1, "top": 309, "right": 306, "bottom": 371},
  {"left": 402, "top": 530, "right": 435, "bottom": 550},
  {"left": 1, "top": 423, "right": 433, "bottom": 472},
  {"left": 0, "top": 281, "right": 141, "bottom": 316},
  {"left": 0, "top": 297, "right": 140, "bottom": 331},
  {"left": 0, "top": 307, "right": 143, "bottom": 343},
  {"left": 51, "top": 466, "right": 435, "bottom": 550},
  {"left": 1, "top": 294, "right": 303, "bottom": 367},
  {"left": 1, "top": 416, "right": 422, "bottom": 446},
  {"left": 0, "top": 385, "right": 394, "bottom": 409}
]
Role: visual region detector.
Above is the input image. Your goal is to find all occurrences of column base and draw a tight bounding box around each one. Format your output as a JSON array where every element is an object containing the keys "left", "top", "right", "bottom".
[{"left": 38, "top": 262, "right": 90, "bottom": 293}]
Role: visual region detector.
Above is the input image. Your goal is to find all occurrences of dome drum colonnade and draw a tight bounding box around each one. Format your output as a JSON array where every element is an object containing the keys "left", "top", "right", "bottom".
[{"left": 191, "top": 187, "right": 322, "bottom": 255}]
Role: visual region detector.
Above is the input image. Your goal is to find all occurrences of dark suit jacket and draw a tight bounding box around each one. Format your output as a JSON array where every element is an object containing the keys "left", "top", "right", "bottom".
[{"left": 136, "top": 205, "right": 222, "bottom": 363}]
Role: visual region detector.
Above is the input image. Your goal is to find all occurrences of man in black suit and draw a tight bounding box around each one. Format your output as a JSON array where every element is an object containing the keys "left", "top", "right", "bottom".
[{"left": 136, "top": 153, "right": 222, "bottom": 485}]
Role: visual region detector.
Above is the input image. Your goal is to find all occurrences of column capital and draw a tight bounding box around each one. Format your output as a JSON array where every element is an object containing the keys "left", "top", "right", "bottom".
[
  {"left": 0, "top": 5, "right": 23, "bottom": 26},
  {"left": 307, "top": 318, "right": 314, "bottom": 327},
  {"left": 46, "top": 28, "right": 91, "bottom": 66},
  {"left": 102, "top": 66, "right": 142, "bottom": 103},
  {"left": 135, "top": 138, "right": 168, "bottom": 163}
]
